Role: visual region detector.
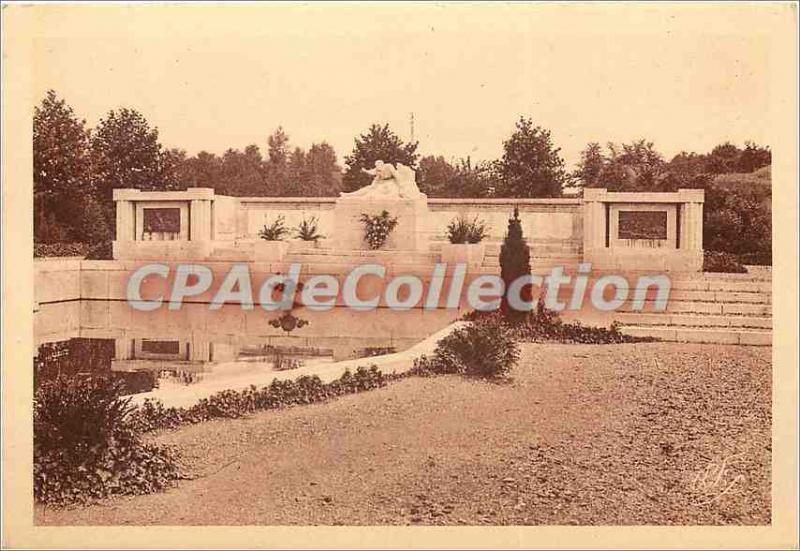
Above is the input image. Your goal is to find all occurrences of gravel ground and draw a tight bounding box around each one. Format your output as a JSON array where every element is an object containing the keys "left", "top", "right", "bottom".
[{"left": 36, "top": 342, "right": 771, "bottom": 526}]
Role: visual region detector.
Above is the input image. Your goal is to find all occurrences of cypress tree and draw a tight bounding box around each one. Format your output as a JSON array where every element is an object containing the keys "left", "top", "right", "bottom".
[{"left": 499, "top": 206, "right": 532, "bottom": 320}]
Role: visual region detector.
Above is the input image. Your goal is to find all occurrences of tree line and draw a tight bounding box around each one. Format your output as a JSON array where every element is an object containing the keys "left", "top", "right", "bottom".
[{"left": 35, "top": 89, "right": 771, "bottom": 264}]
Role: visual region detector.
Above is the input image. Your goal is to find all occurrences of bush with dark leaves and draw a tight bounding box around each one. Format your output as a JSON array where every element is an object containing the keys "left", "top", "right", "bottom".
[
  {"left": 465, "top": 304, "right": 655, "bottom": 344},
  {"left": 130, "top": 365, "right": 387, "bottom": 433},
  {"left": 33, "top": 242, "right": 89, "bottom": 258},
  {"left": 703, "top": 250, "right": 748, "bottom": 274},
  {"left": 34, "top": 376, "right": 179, "bottom": 505},
  {"left": 412, "top": 317, "right": 519, "bottom": 379},
  {"left": 85, "top": 240, "right": 114, "bottom": 260}
]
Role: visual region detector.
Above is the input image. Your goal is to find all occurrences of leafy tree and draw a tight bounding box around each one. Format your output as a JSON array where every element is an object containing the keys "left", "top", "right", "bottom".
[
  {"left": 704, "top": 142, "right": 741, "bottom": 174},
  {"left": 176, "top": 151, "right": 223, "bottom": 189},
  {"left": 284, "top": 147, "right": 307, "bottom": 196},
  {"left": 266, "top": 127, "right": 290, "bottom": 189},
  {"left": 417, "top": 155, "right": 459, "bottom": 196},
  {"left": 158, "top": 148, "right": 190, "bottom": 190},
  {"left": 737, "top": 141, "right": 771, "bottom": 173},
  {"left": 704, "top": 183, "right": 771, "bottom": 260},
  {"left": 80, "top": 196, "right": 112, "bottom": 244},
  {"left": 217, "top": 145, "right": 268, "bottom": 196},
  {"left": 90, "top": 108, "right": 162, "bottom": 211},
  {"left": 303, "top": 142, "right": 342, "bottom": 196},
  {"left": 660, "top": 151, "right": 712, "bottom": 190},
  {"left": 574, "top": 142, "right": 605, "bottom": 187},
  {"left": 451, "top": 158, "right": 498, "bottom": 198},
  {"left": 496, "top": 117, "right": 568, "bottom": 198},
  {"left": 578, "top": 140, "right": 666, "bottom": 191},
  {"left": 499, "top": 207, "right": 532, "bottom": 320},
  {"left": 267, "top": 127, "right": 290, "bottom": 167},
  {"left": 33, "top": 90, "right": 92, "bottom": 241},
  {"left": 35, "top": 211, "right": 71, "bottom": 244},
  {"left": 416, "top": 155, "right": 496, "bottom": 198},
  {"left": 342, "top": 124, "right": 419, "bottom": 193},
  {"left": 608, "top": 140, "right": 665, "bottom": 190}
]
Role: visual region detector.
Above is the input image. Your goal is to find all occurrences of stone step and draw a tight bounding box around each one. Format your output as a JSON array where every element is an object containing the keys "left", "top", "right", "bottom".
[
  {"left": 620, "top": 325, "right": 771, "bottom": 346},
  {"left": 615, "top": 312, "right": 772, "bottom": 329},
  {"left": 667, "top": 290, "right": 771, "bottom": 304},
  {"left": 289, "top": 251, "right": 441, "bottom": 264},
  {"left": 485, "top": 248, "right": 582, "bottom": 256},
  {"left": 669, "top": 279, "right": 771, "bottom": 293},
  {"left": 482, "top": 255, "right": 583, "bottom": 266},
  {"left": 679, "top": 269, "right": 772, "bottom": 281},
  {"left": 618, "top": 300, "right": 772, "bottom": 316}
]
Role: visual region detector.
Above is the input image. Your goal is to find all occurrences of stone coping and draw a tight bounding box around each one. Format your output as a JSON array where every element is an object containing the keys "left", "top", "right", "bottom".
[
  {"left": 111, "top": 189, "right": 707, "bottom": 206},
  {"left": 113, "top": 188, "right": 216, "bottom": 201},
  {"left": 583, "top": 188, "right": 704, "bottom": 204},
  {"left": 238, "top": 196, "right": 582, "bottom": 205}
]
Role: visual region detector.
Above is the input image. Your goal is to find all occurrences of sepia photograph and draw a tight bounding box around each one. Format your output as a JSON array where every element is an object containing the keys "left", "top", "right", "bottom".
[{"left": 2, "top": 2, "right": 798, "bottom": 549}]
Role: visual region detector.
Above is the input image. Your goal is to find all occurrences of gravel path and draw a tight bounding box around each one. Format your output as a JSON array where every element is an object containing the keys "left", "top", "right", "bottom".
[{"left": 36, "top": 343, "right": 771, "bottom": 525}]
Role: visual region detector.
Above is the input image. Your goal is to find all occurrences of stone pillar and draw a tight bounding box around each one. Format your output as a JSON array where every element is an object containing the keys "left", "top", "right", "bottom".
[
  {"left": 189, "top": 340, "right": 210, "bottom": 362},
  {"left": 678, "top": 189, "right": 705, "bottom": 251},
  {"left": 581, "top": 188, "right": 607, "bottom": 252},
  {"left": 112, "top": 189, "right": 140, "bottom": 260},
  {"left": 115, "top": 338, "right": 134, "bottom": 360},
  {"left": 235, "top": 206, "right": 249, "bottom": 239},
  {"left": 190, "top": 200, "right": 212, "bottom": 242},
  {"left": 115, "top": 200, "right": 135, "bottom": 241}
]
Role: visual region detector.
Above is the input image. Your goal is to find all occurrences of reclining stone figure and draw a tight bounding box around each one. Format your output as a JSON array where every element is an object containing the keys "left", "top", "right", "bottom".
[{"left": 340, "top": 160, "right": 424, "bottom": 199}]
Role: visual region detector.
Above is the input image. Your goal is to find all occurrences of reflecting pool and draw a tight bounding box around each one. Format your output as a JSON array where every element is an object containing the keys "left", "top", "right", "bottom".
[{"left": 34, "top": 301, "right": 461, "bottom": 397}]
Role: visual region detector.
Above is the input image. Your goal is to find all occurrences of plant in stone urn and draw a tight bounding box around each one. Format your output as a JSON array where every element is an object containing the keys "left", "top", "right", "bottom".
[
  {"left": 294, "top": 216, "right": 324, "bottom": 243},
  {"left": 446, "top": 216, "right": 488, "bottom": 244},
  {"left": 360, "top": 210, "right": 399, "bottom": 250},
  {"left": 441, "top": 216, "right": 489, "bottom": 268},
  {"left": 258, "top": 216, "right": 288, "bottom": 241}
]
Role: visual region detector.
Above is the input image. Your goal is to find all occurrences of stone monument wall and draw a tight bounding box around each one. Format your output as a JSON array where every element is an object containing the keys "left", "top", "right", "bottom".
[{"left": 237, "top": 196, "right": 583, "bottom": 247}]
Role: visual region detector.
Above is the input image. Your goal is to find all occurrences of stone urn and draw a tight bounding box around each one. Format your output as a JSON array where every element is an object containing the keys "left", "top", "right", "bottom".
[
  {"left": 253, "top": 240, "right": 289, "bottom": 262},
  {"left": 440, "top": 242, "right": 486, "bottom": 269}
]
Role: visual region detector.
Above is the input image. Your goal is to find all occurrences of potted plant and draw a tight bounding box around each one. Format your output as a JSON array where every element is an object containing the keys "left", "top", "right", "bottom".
[
  {"left": 293, "top": 216, "right": 325, "bottom": 248},
  {"left": 440, "top": 215, "right": 488, "bottom": 268},
  {"left": 255, "top": 215, "right": 290, "bottom": 261}
]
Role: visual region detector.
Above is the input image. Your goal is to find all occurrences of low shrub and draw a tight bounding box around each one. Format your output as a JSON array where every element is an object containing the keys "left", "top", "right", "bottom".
[
  {"left": 703, "top": 250, "right": 747, "bottom": 273},
  {"left": 360, "top": 210, "right": 398, "bottom": 249},
  {"left": 703, "top": 180, "right": 771, "bottom": 266},
  {"left": 412, "top": 317, "right": 519, "bottom": 379},
  {"left": 34, "top": 376, "right": 179, "bottom": 505},
  {"left": 465, "top": 304, "right": 655, "bottom": 344},
  {"left": 737, "top": 251, "right": 772, "bottom": 266},
  {"left": 34, "top": 242, "right": 89, "bottom": 258},
  {"left": 259, "top": 216, "right": 288, "bottom": 241},
  {"left": 85, "top": 240, "right": 113, "bottom": 260},
  {"left": 130, "top": 365, "right": 387, "bottom": 433},
  {"left": 446, "top": 216, "right": 488, "bottom": 244}
]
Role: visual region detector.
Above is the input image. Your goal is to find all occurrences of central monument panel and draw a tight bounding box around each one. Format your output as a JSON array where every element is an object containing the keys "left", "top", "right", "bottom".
[{"left": 333, "top": 161, "right": 430, "bottom": 252}]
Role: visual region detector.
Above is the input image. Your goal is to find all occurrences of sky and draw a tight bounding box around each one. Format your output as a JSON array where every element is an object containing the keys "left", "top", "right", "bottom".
[{"left": 29, "top": 3, "right": 777, "bottom": 168}]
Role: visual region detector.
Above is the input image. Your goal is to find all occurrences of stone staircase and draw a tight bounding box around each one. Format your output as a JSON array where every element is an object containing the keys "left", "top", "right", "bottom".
[
  {"left": 614, "top": 270, "right": 772, "bottom": 346},
  {"left": 483, "top": 239, "right": 584, "bottom": 273},
  {"left": 288, "top": 243, "right": 771, "bottom": 346},
  {"left": 288, "top": 247, "right": 441, "bottom": 270},
  {"left": 290, "top": 239, "right": 586, "bottom": 273}
]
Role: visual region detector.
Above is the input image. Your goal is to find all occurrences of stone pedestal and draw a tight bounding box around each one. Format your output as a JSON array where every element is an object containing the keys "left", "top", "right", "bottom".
[{"left": 333, "top": 195, "right": 430, "bottom": 251}]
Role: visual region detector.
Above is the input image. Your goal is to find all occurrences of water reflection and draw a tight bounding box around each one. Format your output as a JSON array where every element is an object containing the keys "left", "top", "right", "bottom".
[
  {"left": 34, "top": 338, "right": 158, "bottom": 395},
  {"left": 34, "top": 301, "right": 459, "bottom": 396}
]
